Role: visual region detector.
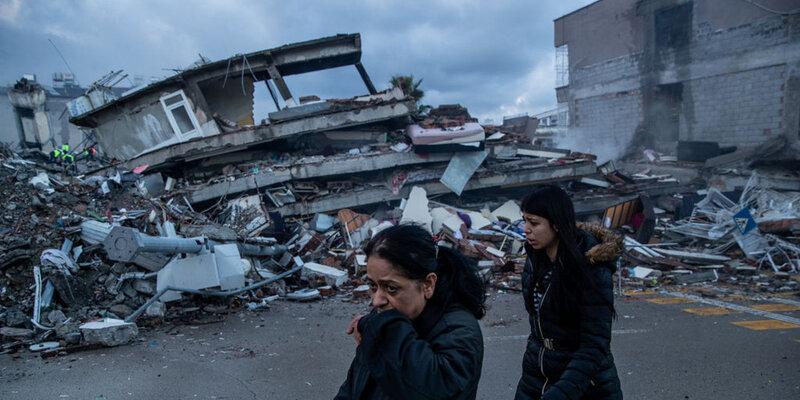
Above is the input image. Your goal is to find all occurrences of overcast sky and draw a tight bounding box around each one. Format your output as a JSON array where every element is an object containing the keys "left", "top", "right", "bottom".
[{"left": 0, "top": 0, "right": 595, "bottom": 122}]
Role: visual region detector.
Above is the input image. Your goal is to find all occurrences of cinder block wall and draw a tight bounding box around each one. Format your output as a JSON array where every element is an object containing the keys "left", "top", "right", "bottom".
[
  {"left": 564, "top": 5, "right": 799, "bottom": 152},
  {"left": 685, "top": 65, "right": 786, "bottom": 146},
  {"left": 567, "top": 90, "right": 642, "bottom": 161}
]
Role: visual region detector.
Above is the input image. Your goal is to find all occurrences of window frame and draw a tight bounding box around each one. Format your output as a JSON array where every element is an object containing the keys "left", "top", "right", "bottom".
[{"left": 159, "top": 89, "right": 202, "bottom": 140}]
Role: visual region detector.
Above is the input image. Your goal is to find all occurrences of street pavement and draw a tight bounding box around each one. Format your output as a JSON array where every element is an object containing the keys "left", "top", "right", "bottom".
[{"left": 1, "top": 288, "right": 799, "bottom": 399}]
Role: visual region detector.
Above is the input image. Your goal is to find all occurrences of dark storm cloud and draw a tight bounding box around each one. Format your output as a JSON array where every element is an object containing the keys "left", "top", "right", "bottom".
[{"left": 0, "top": 0, "right": 594, "bottom": 120}]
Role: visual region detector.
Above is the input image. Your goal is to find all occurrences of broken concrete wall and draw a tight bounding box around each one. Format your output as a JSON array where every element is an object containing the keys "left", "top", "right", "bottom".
[
  {"left": 7, "top": 86, "right": 52, "bottom": 151},
  {"left": 91, "top": 84, "right": 220, "bottom": 160},
  {"left": 93, "top": 99, "right": 178, "bottom": 160},
  {"left": 1, "top": 84, "right": 87, "bottom": 151},
  {"left": 0, "top": 88, "right": 20, "bottom": 146},
  {"left": 198, "top": 76, "right": 255, "bottom": 126}
]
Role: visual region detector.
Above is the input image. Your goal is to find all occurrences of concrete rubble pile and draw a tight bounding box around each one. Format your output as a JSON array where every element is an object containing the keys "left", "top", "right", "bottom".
[
  {"left": 0, "top": 106, "right": 683, "bottom": 359},
  {"left": 615, "top": 138, "right": 800, "bottom": 294}
]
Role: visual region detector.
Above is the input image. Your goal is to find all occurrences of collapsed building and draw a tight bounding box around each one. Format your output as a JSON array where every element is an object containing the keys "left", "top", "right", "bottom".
[
  {"left": 65, "top": 33, "right": 640, "bottom": 218},
  {"left": 2, "top": 29, "right": 798, "bottom": 357},
  {"left": 68, "top": 34, "right": 388, "bottom": 166},
  {"left": 553, "top": 0, "right": 800, "bottom": 158}
]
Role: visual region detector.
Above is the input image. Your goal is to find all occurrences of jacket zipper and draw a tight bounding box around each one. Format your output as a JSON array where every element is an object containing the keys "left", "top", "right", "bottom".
[{"left": 538, "top": 280, "right": 552, "bottom": 396}]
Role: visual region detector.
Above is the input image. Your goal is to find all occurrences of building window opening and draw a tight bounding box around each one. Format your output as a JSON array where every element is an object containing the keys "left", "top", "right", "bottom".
[
  {"left": 160, "top": 90, "right": 201, "bottom": 139},
  {"left": 655, "top": 2, "right": 693, "bottom": 50},
  {"left": 556, "top": 44, "right": 569, "bottom": 88}
]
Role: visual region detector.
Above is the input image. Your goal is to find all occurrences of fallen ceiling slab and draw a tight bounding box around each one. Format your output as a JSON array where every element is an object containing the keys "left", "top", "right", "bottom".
[
  {"left": 92, "top": 99, "right": 416, "bottom": 175},
  {"left": 274, "top": 160, "right": 597, "bottom": 216},
  {"left": 189, "top": 150, "right": 453, "bottom": 204}
]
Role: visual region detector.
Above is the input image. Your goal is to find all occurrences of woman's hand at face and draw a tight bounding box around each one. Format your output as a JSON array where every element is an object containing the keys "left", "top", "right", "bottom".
[{"left": 346, "top": 314, "right": 364, "bottom": 345}]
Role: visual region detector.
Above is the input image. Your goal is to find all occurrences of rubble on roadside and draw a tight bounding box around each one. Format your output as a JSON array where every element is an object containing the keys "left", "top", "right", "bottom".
[
  {"left": 618, "top": 170, "right": 800, "bottom": 295},
  {"left": 2, "top": 126, "right": 798, "bottom": 358}
]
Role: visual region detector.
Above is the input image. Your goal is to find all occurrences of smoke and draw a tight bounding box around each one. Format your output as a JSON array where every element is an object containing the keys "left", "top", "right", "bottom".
[{"left": 553, "top": 127, "right": 635, "bottom": 164}]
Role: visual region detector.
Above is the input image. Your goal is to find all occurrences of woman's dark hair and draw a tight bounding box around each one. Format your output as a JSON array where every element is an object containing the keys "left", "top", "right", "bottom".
[
  {"left": 364, "top": 224, "right": 486, "bottom": 319},
  {"left": 521, "top": 185, "right": 615, "bottom": 317}
]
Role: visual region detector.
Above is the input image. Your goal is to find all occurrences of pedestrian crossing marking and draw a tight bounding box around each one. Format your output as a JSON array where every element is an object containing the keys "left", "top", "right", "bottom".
[
  {"left": 732, "top": 320, "right": 800, "bottom": 331},
  {"left": 646, "top": 297, "right": 694, "bottom": 305},
  {"left": 751, "top": 304, "right": 800, "bottom": 312},
  {"left": 683, "top": 307, "right": 735, "bottom": 316}
]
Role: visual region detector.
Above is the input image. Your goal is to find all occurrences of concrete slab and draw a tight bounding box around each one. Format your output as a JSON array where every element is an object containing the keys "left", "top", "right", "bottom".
[
  {"left": 80, "top": 318, "right": 138, "bottom": 347},
  {"left": 400, "top": 186, "right": 433, "bottom": 233},
  {"left": 440, "top": 150, "right": 489, "bottom": 196},
  {"left": 213, "top": 244, "right": 246, "bottom": 290},
  {"left": 491, "top": 200, "right": 522, "bottom": 222},
  {"left": 301, "top": 262, "right": 348, "bottom": 288},
  {"left": 189, "top": 150, "right": 450, "bottom": 204},
  {"left": 275, "top": 161, "right": 597, "bottom": 217},
  {"left": 156, "top": 252, "right": 220, "bottom": 302}
]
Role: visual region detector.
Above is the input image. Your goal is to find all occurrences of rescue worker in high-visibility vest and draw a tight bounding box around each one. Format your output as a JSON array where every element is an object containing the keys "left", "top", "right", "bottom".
[
  {"left": 51, "top": 144, "right": 70, "bottom": 162},
  {"left": 60, "top": 144, "right": 77, "bottom": 173},
  {"left": 49, "top": 147, "right": 62, "bottom": 163}
]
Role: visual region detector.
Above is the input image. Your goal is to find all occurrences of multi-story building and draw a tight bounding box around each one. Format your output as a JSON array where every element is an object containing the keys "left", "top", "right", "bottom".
[{"left": 554, "top": 0, "right": 800, "bottom": 156}]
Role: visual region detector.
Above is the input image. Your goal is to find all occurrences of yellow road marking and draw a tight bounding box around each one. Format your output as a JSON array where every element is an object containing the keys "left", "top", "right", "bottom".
[
  {"left": 717, "top": 294, "right": 751, "bottom": 302},
  {"left": 624, "top": 289, "right": 657, "bottom": 296},
  {"left": 646, "top": 297, "right": 694, "bottom": 305},
  {"left": 769, "top": 291, "right": 800, "bottom": 298},
  {"left": 751, "top": 304, "right": 800, "bottom": 312},
  {"left": 732, "top": 320, "right": 800, "bottom": 331},
  {"left": 683, "top": 307, "right": 735, "bottom": 316}
]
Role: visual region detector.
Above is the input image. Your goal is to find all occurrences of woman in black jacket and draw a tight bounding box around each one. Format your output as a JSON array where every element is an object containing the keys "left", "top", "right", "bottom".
[
  {"left": 515, "top": 185, "right": 623, "bottom": 400},
  {"left": 335, "top": 224, "right": 486, "bottom": 400}
]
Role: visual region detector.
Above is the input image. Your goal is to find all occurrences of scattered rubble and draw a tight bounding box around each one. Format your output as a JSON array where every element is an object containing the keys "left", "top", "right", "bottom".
[{"left": 2, "top": 33, "right": 798, "bottom": 359}]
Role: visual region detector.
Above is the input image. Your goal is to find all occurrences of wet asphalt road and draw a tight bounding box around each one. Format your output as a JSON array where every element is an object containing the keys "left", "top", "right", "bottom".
[{"left": 1, "top": 289, "right": 799, "bottom": 400}]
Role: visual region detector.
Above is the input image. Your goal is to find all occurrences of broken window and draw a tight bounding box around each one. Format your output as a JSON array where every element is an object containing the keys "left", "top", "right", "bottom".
[
  {"left": 160, "top": 90, "right": 201, "bottom": 139},
  {"left": 655, "top": 2, "right": 692, "bottom": 50},
  {"left": 555, "top": 44, "right": 569, "bottom": 88}
]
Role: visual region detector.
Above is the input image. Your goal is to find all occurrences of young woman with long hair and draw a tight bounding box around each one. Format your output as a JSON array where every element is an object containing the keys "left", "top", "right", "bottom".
[
  {"left": 335, "top": 224, "right": 487, "bottom": 400},
  {"left": 515, "top": 185, "right": 623, "bottom": 400}
]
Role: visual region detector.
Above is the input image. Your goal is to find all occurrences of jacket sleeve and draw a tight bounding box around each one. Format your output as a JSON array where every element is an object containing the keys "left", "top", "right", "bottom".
[
  {"left": 333, "top": 357, "right": 357, "bottom": 400},
  {"left": 543, "top": 265, "right": 614, "bottom": 400},
  {"left": 358, "top": 309, "right": 483, "bottom": 400},
  {"left": 521, "top": 257, "right": 533, "bottom": 314}
]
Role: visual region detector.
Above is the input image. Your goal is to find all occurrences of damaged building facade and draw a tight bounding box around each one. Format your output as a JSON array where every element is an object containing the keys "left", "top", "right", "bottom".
[
  {"left": 554, "top": 0, "right": 800, "bottom": 156},
  {"left": 1, "top": 74, "right": 89, "bottom": 152},
  {"left": 69, "top": 34, "right": 386, "bottom": 166}
]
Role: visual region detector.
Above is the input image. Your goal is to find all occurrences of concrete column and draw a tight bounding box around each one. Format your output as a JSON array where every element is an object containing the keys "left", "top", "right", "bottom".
[
  {"left": 266, "top": 65, "right": 295, "bottom": 107},
  {"left": 355, "top": 62, "right": 378, "bottom": 95},
  {"left": 264, "top": 80, "right": 281, "bottom": 110}
]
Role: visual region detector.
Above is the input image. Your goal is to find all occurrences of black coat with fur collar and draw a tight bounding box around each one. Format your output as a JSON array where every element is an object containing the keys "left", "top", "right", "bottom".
[{"left": 515, "top": 224, "right": 623, "bottom": 400}]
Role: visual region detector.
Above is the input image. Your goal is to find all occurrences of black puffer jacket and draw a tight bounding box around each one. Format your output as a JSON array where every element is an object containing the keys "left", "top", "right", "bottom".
[
  {"left": 515, "top": 225, "right": 623, "bottom": 400},
  {"left": 335, "top": 303, "right": 484, "bottom": 400}
]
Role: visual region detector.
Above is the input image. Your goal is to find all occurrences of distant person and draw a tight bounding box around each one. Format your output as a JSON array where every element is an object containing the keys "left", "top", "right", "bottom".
[
  {"left": 515, "top": 185, "right": 623, "bottom": 400},
  {"left": 335, "top": 224, "right": 486, "bottom": 400}
]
